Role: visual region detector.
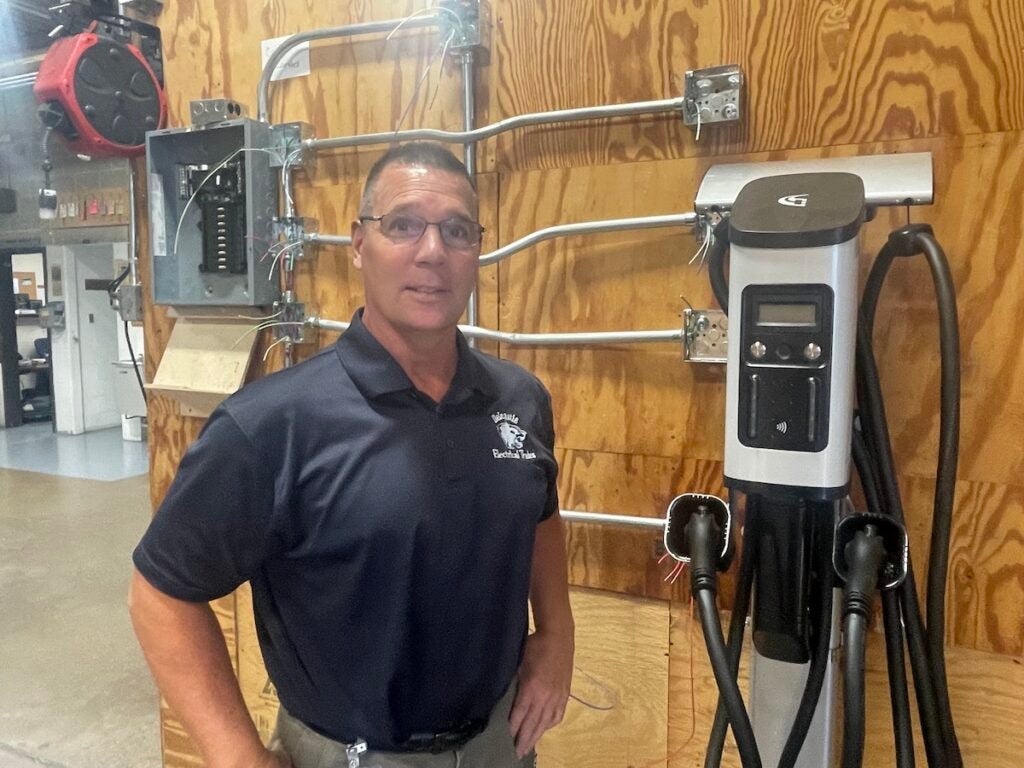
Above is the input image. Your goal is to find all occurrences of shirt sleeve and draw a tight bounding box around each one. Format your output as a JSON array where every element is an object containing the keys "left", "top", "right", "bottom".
[
  {"left": 537, "top": 382, "right": 560, "bottom": 522},
  {"left": 133, "top": 405, "right": 279, "bottom": 602}
]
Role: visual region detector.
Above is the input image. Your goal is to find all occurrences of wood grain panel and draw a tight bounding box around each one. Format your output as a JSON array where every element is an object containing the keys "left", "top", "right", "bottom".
[
  {"left": 559, "top": 450, "right": 727, "bottom": 600},
  {"left": 536, "top": 588, "right": 669, "bottom": 768},
  {"left": 492, "top": 0, "right": 1024, "bottom": 171},
  {"left": 499, "top": 132, "right": 1024, "bottom": 488},
  {"left": 159, "top": 1, "right": 490, "bottom": 180}
]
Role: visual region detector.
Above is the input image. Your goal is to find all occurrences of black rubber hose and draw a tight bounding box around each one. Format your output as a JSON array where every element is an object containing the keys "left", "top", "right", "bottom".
[
  {"left": 914, "top": 232, "right": 962, "bottom": 767},
  {"left": 859, "top": 228, "right": 962, "bottom": 766},
  {"left": 707, "top": 220, "right": 731, "bottom": 313},
  {"left": 883, "top": 590, "right": 916, "bottom": 768},
  {"left": 777, "top": 506, "right": 836, "bottom": 768},
  {"left": 841, "top": 526, "right": 886, "bottom": 768},
  {"left": 842, "top": 611, "right": 870, "bottom": 768},
  {"left": 704, "top": 497, "right": 759, "bottom": 768},
  {"left": 856, "top": 320, "right": 946, "bottom": 768},
  {"left": 688, "top": 510, "right": 762, "bottom": 768},
  {"left": 124, "top": 321, "right": 147, "bottom": 405},
  {"left": 851, "top": 426, "right": 884, "bottom": 517}
]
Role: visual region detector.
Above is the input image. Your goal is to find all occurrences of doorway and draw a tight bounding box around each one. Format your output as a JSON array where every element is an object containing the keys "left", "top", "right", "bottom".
[{"left": 0, "top": 246, "right": 50, "bottom": 428}]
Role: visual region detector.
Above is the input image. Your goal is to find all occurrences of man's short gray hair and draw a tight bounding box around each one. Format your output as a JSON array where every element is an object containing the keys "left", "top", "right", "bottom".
[{"left": 358, "top": 142, "right": 477, "bottom": 217}]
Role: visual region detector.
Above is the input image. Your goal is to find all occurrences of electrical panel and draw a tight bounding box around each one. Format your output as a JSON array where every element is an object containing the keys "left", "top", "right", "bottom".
[{"left": 147, "top": 119, "right": 279, "bottom": 306}]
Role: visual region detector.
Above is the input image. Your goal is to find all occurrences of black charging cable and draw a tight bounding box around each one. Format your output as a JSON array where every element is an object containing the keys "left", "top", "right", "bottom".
[
  {"left": 858, "top": 224, "right": 962, "bottom": 767},
  {"left": 703, "top": 495, "right": 757, "bottom": 768},
  {"left": 706, "top": 219, "right": 731, "bottom": 313},
  {"left": 686, "top": 506, "right": 762, "bottom": 768},
  {"left": 839, "top": 525, "right": 887, "bottom": 768}
]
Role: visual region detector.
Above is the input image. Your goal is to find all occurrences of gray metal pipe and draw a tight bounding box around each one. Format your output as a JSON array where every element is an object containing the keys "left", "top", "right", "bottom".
[
  {"left": 461, "top": 51, "right": 478, "bottom": 344},
  {"left": 305, "top": 233, "right": 353, "bottom": 247},
  {"left": 309, "top": 316, "right": 682, "bottom": 346},
  {"left": 306, "top": 96, "right": 688, "bottom": 151},
  {"left": 305, "top": 213, "right": 697, "bottom": 263},
  {"left": 559, "top": 510, "right": 666, "bottom": 530},
  {"left": 257, "top": 15, "right": 445, "bottom": 122},
  {"left": 480, "top": 213, "right": 697, "bottom": 266}
]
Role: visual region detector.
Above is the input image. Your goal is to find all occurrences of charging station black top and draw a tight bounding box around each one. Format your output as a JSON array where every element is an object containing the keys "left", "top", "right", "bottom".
[{"left": 729, "top": 172, "right": 865, "bottom": 249}]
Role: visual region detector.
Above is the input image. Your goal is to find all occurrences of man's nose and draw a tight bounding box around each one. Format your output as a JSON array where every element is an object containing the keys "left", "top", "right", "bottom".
[{"left": 413, "top": 223, "right": 447, "bottom": 263}]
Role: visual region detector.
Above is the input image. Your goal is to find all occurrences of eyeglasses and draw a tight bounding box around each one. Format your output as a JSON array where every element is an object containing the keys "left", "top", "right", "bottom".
[{"left": 359, "top": 212, "right": 484, "bottom": 250}]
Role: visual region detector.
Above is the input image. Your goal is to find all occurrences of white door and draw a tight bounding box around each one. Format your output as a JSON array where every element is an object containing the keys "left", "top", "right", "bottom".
[
  {"left": 50, "top": 244, "right": 124, "bottom": 433},
  {"left": 75, "top": 245, "right": 121, "bottom": 431}
]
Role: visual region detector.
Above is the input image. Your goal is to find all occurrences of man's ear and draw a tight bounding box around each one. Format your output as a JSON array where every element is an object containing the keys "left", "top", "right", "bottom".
[{"left": 351, "top": 219, "right": 364, "bottom": 269}]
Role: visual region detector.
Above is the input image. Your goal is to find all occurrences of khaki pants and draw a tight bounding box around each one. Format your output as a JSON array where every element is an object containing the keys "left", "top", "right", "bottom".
[{"left": 268, "top": 682, "right": 536, "bottom": 768}]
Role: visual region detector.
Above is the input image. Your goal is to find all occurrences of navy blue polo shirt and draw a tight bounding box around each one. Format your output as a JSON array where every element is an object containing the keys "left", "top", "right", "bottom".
[{"left": 133, "top": 310, "right": 559, "bottom": 750}]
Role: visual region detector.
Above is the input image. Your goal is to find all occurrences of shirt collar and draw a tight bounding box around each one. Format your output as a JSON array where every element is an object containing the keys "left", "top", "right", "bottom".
[{"left": 335, "top": 309, "right": 497, "bottom": 405}]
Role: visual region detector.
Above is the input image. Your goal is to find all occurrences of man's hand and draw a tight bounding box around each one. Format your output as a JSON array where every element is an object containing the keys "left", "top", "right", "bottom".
[{"left": 508, "top": 629, "right": 574, "bottom": 758}]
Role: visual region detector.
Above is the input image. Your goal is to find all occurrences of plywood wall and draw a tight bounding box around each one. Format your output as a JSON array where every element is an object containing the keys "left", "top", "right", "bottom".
[{"left": 142, "top": 1, "right": 1024, "bottom": 765}]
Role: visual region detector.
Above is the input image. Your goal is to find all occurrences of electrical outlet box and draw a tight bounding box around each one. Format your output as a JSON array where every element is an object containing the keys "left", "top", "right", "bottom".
[
  {"left": 683, "top": 308, "right": 728, "bottom": 363},
  {"left": 683, "top": 65, "right": 743, "bottom": 129},
  {"left": 147, "top": 119, "right": 279, "bottom": 306}
]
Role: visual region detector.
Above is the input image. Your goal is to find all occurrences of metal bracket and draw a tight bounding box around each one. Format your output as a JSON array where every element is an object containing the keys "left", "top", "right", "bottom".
[
  {"left": 439, "top": 0, "right": 490, "bottom": 63},
  {"left": 190, "top": 99, "right": 249, "bottom": 128},
  {"left": 683, "top": 308, "right": 728, "bottom": 363},
  {"left": 268, "top": 122, "right": 315, "bottom": 169},
  {"left": 272, "top": 216, "right": 319, "bottom": 261},
  {"left": 272, "top": 292, "right": 314, "bottom": 345},
  {"left": 682, "top": 65, "right": 743, "bottom": 130}
]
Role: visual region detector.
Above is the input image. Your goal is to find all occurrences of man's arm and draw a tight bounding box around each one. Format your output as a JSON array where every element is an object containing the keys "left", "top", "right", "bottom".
[
  {"left": 128, "top": 569, "right": 286, "bottom": 768},
  {"left": 509, "top": 513, "right": 575, "bottom": 758}
]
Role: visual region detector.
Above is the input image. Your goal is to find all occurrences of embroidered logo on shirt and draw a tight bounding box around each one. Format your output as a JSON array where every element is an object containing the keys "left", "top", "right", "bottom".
[{"left": 491, "top": 412, "right": 536, "bottom": 459}]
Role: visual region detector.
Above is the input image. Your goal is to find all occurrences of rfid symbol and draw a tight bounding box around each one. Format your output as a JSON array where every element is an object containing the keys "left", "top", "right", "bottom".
[{"left": 775, "top": 421, "right": 789, "bottom": 434}]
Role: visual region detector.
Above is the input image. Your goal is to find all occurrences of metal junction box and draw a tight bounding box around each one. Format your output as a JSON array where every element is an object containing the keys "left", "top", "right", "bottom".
[{"left": 147, "top": 119, "right": 279, "bottom": 306}]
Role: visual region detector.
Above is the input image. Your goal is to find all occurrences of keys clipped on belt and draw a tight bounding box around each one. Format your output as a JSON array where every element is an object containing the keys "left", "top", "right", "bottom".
[{"left": 346, "top": 738, "right": 381, "bottom": 768}]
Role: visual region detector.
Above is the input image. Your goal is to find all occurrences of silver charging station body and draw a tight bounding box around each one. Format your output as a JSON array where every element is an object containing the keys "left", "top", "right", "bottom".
[{"left": 724, "top": 173, "right": 865, "bottom": 499}]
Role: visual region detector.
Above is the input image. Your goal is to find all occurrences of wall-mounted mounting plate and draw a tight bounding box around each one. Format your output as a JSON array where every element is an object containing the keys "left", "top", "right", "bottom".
[
  {"left": 682, "top": 65, "right": 743, "bottom": 129},
  {"left": 683, "top": 308, "right": 728, "bottom": 363}
]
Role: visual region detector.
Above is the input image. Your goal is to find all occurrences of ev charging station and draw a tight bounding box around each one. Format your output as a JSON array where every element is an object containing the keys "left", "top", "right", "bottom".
[{"left": 662, "top": 154, "right": 961, "bottom": 768}]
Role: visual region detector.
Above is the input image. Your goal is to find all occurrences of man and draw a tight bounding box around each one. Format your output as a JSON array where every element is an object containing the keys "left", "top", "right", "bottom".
[{"left": 129, "top": 142, "right": 574, "bottom": 768}]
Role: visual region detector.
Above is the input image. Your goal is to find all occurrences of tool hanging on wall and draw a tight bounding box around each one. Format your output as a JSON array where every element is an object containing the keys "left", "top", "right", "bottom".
[{"left": 33, "top": 0, "right": 166, "bottom": 159}]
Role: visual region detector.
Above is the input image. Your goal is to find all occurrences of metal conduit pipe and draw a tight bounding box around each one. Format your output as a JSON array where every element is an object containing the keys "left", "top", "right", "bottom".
[
  {"left": 560, "top": 510, "right": 666, "bottom": 530},
  {"left": 309, "top": 316, "right": 682, "bottom": 346},
  {"left": 461, "top": 50, "right": 479, "bottom": 343},
  {"left": 480, "top": 213, "right": 697, "bottom": 265},
  {"left": 257, "top": 15, "right": 445, "bottom": 122},
  {"left": 306, "top": 233, "right": 353, "bottom": 247},
  {"left": 306, "top": 96, "right": 688, "bottom": 151},
  {"left": 305, "top": 213, "right": 697, "bottom": 261}
]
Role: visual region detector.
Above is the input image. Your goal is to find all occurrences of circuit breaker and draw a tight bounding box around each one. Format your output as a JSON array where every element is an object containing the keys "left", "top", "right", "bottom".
[{"left": 147, "top": 119, "right": 278, "bottom": 306}]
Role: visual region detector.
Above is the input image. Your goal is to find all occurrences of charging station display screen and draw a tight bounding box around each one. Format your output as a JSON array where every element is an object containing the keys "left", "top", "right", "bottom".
[{"left": 757, "top": 302, "right": 817, "bottom": 326}]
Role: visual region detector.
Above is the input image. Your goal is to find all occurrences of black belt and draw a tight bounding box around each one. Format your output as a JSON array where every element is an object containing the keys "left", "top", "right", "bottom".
[{"left": 394, "top": 718, "right": 488, "bottom": 754}]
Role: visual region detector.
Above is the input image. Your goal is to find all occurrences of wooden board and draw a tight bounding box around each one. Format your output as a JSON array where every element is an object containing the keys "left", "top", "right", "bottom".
[{"left": 492, "top": 0, "right": 1024, "bottom": 171}]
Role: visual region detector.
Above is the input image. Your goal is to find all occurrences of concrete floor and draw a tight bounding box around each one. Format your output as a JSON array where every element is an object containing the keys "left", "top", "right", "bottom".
[{"left": 0, "top": 458, "right": 161, "bottom": 766}]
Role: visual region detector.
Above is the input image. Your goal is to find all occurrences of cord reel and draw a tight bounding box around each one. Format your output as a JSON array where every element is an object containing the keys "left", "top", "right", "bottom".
[{"left": 33, "top": 4, "right": 166, "bottom": 158}]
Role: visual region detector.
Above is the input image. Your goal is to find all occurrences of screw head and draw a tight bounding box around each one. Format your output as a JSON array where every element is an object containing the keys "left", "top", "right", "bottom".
[
  {"left": 728, "top": 73, "right": 741, "bottom": 85},
  {"left": 723, "top": 103, "right": 739, "bottom": 120}
]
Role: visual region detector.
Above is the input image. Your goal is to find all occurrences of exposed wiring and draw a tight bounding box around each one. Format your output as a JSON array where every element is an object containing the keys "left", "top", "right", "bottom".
[
  {"left": 385, "top": 4, "right": 464, "bottom": 42},
  {"left": 232, "top": 320, "right": 306, "bottom": 348},
  {"left": 172, "top": 147, "right": 283, "bottom": 257},
  {"left": 262, "top": 335, "right": 288, "bottom": 362},
  {"left": 427, "top": 27, "right": 456, "bottom": 111},
  {"left": 689, "top": 224, "right": 712, "bottom": 269},
  {"left": 568, "top": 666, "right": 619, "bottom": 712},
  {"left": 394, "top": 27, "right": 456, "bottom": 134}
]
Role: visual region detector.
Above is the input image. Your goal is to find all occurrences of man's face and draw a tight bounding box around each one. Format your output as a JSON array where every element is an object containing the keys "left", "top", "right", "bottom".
[{"left": 351, "top": 163, "right": 480, "bottom": 341}]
